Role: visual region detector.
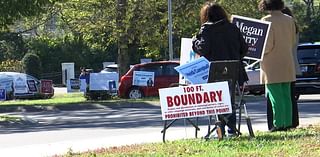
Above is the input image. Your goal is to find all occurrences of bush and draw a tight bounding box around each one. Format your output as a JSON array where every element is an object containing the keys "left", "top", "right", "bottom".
[
  {"left": 0, "top": 59, "right": 23, "bottom": 72},
  {"left": 22, "top": 53, "right": 42, "bottom": 78}
]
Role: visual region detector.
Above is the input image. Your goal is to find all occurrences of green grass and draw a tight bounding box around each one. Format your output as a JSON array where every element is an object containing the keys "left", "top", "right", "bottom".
[
  {"left": 65, "top": 125, "right": 320, "bottom": 157},
  {"left": 0, "top": 92, "right": 264, "bottom": 106},
  {"left": 0, "top": 115, "right": 22, "bottom": 122},
  {"left": 0, "top": 93, "right": 162, "bottom": 106},
  {"left": 0, "top": 93, "right": 86, "bottom": 106}
]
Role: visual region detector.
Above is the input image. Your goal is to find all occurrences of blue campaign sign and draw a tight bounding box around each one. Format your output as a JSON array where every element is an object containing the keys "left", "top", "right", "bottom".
[
  {"left": 174, "top": 57, "right": 210, "bottom": 84},
  {"left": 231, "top": 15, "right": 271, "bottom": 59},
  {"left": 0, "top": 89, "right": 6, "bottom": 101}
]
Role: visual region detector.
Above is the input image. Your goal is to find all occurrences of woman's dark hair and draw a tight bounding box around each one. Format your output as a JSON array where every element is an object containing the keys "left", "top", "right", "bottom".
[
  {"left": 281, "top": 6, "right": 293, "bottom": 16},
  {"left": 259, "top": 0, "right": 284, "bottom": 11},
  {"left": 200, "top": 2, "right": 228, "bottom": 24},
  {"left": 281, "top": 6, "right": 299, "bottom": 33}
]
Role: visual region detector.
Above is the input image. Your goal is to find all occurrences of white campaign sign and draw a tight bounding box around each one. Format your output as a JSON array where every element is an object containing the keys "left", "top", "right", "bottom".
[
  {"left": 179, "top": 38, "right": 200, "bottom": 85},
  {"left": 133, "top": 71, "right": 155, "bottom": 87},
  {"left": 89, "top": 73, "right": 119, "bottom": 91},
  {"left": 159, "top": 81, "right": 232, "bottom": 120},
  {"left": 13, "top": 76, "right": 28, "bottom": 95}
]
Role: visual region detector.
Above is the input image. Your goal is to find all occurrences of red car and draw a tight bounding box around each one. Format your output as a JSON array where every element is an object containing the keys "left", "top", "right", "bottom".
[{"left": 118, "top": 61, "right": 180, "bottom": 99}]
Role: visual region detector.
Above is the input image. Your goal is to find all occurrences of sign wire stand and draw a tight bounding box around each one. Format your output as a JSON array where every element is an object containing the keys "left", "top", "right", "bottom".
[
  {"left": 161, "top": 83, "right": 200, "bottom": 143},
  {"left": 204, "top": 60, "right": 254, "bottom": 140}
]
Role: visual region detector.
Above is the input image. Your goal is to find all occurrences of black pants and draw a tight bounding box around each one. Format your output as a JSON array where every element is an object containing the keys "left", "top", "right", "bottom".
[{"left": 267, "top": 82, "right": 299, "bottom": 130}]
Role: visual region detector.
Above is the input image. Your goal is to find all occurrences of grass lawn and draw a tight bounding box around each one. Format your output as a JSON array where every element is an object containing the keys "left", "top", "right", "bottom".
[
  {"left": 0, "top": 93, "right": 86, "bottom": 106},
  {"left": 64, "top": 125, "right": 320, "bottom": 157},
  {"left": 0, "top": 93, "right": 263, "bottom": 106},
  {"left": 0, "top": 93, "right": 161, "bottom": 106}
]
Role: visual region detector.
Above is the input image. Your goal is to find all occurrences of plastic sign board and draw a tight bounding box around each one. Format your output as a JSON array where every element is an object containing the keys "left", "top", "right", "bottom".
[
  {"left": 89, "top": 73, "right": 119, "bottom": 91},
  {"left": 159, "top": 81, "right": 232, "bottom": 120},
  {"left": 40, "top": 80, "right": 53, "bottom": 94},
  {"left": 0, "top": 88, "right": 5, "bottom": 101},
  {"left": 67, "top": 79, "right": 80, "bottom": 93},
  {"left": 174, "top": 56, "right": 210, "bottom": 84},
  {"left": 61, "top": 63, "right": 75, "bottom": 85},
  {"left": 13, "top": 76, "right": 28, "bottom": 96},
  {"left": 133, "top": 71, "right": 155, "bottom": 87},
  {"left": 231, "top": 15, "right": 271, "bottom": 59},
  {"left": 179, "top": 38, "right": 200, "bottom": 85},
  {"left": 27, "top": 80, "right": 38, "bottom": 93}
]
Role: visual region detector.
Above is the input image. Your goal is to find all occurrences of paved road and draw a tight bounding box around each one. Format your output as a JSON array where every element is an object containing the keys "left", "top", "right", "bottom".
[{"left": 0, "top": 94, "right": 319, "bottom": 157}]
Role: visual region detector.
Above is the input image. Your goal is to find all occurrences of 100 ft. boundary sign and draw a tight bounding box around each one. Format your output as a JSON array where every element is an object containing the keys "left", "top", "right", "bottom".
[{"left": 159, "top": 81, "right": 232, "bottom": 121}]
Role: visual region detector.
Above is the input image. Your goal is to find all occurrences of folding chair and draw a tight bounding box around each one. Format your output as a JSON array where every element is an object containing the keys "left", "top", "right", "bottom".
[{"left": 204, "top": 60, "right": 254, "bottom": 140}]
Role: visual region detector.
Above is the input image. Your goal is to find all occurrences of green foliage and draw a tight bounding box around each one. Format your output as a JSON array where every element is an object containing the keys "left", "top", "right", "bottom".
[
  {"left": 0, "top": 59, "right": 23, "bottom": 72},
  {"left": 0, "top": 0, "right": 319, "bottom": 78},
  {"left": 0, "top": 0, "right": 55, "bottom": 30},
  {"left": 22, "top": 52, "right": 42, "bottom": 78},
  {"left": 0, "top": 32, "right": 26, "bottom": 61}
]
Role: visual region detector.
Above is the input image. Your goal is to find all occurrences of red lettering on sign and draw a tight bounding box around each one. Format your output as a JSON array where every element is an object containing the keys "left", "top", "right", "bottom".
[
  {"left": 181, "top": 95, "right": 188, "bottom": 105},
  {"left": 174, "top": 95, "right": 180, "bottom": 106},
  {"left": 203, "top": 92, "right": 210, "bottom": 103},
  {"left": 196, "top": 93, "right": 202, "bottom": 104},
  {"left": 216, "top": 90, "right": 223, "bottom": 101},
  {"left": 166, "top": 90, "right": 224, "bottom": 108},
  {"left": 188, "top": 94, "right": 195, "bottom": 104},
  {"left": 210, "top": 91, "right": 217, "bottom": 102},
  {"left": 167, "top": 96, "right": 173, "bottom": 107}
]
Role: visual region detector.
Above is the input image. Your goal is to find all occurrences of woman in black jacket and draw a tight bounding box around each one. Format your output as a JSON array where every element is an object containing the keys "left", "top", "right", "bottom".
[{"left": 192, "top": 2, "right": 248, "bottom": 137}]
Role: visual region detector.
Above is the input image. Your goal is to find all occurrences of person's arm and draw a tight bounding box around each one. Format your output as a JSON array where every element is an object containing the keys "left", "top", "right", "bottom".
[{"left": 192, "top": 24, "right": 211, "bottom": 56}]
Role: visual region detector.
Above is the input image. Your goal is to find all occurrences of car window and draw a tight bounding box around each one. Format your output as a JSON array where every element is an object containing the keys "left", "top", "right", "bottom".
[
  {"left": 163, "top": 64, "right": 179, "bottom": 76},
  {"left": 138, "top": 64, "right": 163, "bottom": 76},
  {"left": 298, "top": 48, "right": 320, "bottom": 63}
]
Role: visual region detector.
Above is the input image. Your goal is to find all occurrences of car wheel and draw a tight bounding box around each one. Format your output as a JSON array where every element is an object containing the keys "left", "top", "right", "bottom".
[{"left": 128, "top": 87, "right": 143, "bottom": 99}]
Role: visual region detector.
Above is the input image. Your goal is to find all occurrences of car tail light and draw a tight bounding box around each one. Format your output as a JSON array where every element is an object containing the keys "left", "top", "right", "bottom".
[{"left": 120, "top": 76, "right": 125, "bottom": 82}]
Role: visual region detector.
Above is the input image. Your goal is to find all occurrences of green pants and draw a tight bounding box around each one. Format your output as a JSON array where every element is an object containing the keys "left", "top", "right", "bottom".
[{"left": 266, "top": 82, "right": 292, "bottom": 128}]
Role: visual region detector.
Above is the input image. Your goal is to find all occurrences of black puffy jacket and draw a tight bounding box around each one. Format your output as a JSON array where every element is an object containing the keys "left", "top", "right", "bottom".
[
  {"left": 192, "top": 19, "right": 248, "bottom": 61},
  {"left": 192, "top": 19, "right": 248, "bottom": 85}
]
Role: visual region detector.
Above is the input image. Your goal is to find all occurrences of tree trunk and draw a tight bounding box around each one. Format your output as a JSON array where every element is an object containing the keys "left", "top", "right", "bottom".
[{"left": 117, "top": 0, "right": 129, "bottom": 79}]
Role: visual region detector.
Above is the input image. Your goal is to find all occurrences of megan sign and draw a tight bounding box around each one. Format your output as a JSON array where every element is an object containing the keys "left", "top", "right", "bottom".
[
  {"left": 231, "top": 15, "right": 271, "bottom": 59},
  {"left": 159, "top": 81, "right": 232, "bottom": 120}
]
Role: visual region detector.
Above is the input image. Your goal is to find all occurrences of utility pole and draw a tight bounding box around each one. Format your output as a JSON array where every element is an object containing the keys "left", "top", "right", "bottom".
[{"left": 168, "top": 0, "right": 173, "bottom": 60}]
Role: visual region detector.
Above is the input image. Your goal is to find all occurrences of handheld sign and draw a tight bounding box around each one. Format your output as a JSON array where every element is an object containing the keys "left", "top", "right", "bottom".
[
  {"left": 231, "top": 15, "right": 271, "bottom": 59},
  {"left": 179, "top": 38, "right": 200, "bottom": 85},
  {"left": 159, "top": 81, "right": 232, "bottom": 120},
  {"left": 174, "top": 56, "right": 210, "bottom": 84}
]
